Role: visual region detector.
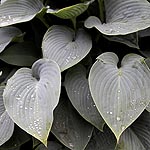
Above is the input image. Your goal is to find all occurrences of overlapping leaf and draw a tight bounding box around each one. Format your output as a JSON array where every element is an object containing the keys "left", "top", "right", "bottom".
[
  {"left": 0, "top": 0, "right": 44, "bottom": 27},
  {"left": 89, "top": 52, "right": 150, "bottom": 141},
  {"left": 47, "top": 0, "right": 94, "bottom": 19},
  {"left": 85, "top": 126, "right": 116, "bottom": 150},
  {"left": 104, "top": 33, "right": 139, "bottom": 49},
  {"left": 0, "top": 86, "right": 14, "bottom": 146},
  {"left": 42, "top": 25, "right": 92, "bottom": 71},
  {"left": 51, "top": 99, "right": 93, "bottom": 150},
  {"left": 0, "top": 26, "right": 22, "bottom": 53},
  {"left": 0, "top": 41, "right": 40, "bottom": 66},
  {"left": 85, "top": 0, "right": 150, "bottom": 35},
  {"left": 3, "top": 59, "right": 61, "bottom": 145},
  {"left": 65, "top": 64, "right": 104, "bottom": 131}
]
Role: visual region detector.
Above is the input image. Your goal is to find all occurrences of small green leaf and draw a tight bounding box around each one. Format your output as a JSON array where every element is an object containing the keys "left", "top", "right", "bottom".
[
  {"left": 42, "top": 25, "right": 92, "bottom": 71},
  {"left": 0, "top": 41, "right": 39, "bottom": 66},
  {"left": 3, "top": 59, "right": 61, "bottom": 146},
  {"left": 89, "top": 52, "right": 150, "bottom": 141},
  {"left": 0, "top": 86, "right": 14, "bottom": 146},
  {"left": 47, "top": 0, "right": 94, "bottom": 19},
  {"left": 51, "top": 98, "right": 93, "bottom": 150},
  {"left": 85, "top": 0, "right": 150, "bottom": 35},
  {"left": 0, "top": 0, "right": 44, "bottom": 27},
  {"left": 0, "top": 26, "right": 22, "bottom": 53},
  {"left": 65, "top": 64, "right": 105, "bottom": 131}
]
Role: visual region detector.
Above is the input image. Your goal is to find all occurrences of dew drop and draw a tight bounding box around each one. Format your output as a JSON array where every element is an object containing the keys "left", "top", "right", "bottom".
[
  {"left": 93, "top": 104, "right": 96, "bottom": 107},
  {"left": 117, "top": 117, "right": 121, "bottom": 121},
  {"left": 118, "top": 90, "right": 121, "bottom": 93},
  {"left": 110, "top": 112, "right": 113, "bottom": 115},
  {"left": 121, "top": 125, "right": 125, "bottom": 130},
  {"left": 69, "top": 143, "right": 74, "bottom": 148},
  {"left": 0, "top": 71, "right": 2, "bottom": 76}
]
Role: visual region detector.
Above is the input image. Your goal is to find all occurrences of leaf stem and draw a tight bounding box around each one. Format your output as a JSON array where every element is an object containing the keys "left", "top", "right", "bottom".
[
  {"left": 71, "top": 18, "right": 77, "bottom": 31},
  {"left": 98, "top": 0, "right": 105, "bottom": 23}
]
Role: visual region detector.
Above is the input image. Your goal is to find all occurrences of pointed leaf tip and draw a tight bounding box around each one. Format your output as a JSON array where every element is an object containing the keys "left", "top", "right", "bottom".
[
  {"left": 89, "top": 52, "right": 150, "bottom": 141},
  {"left": 3, "top": 59, "right": 61, "bottom": 145}
]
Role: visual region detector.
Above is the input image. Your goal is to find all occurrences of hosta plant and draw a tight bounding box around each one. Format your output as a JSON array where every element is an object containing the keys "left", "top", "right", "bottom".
[{"left": 0, "top": 0, "right": 150, "bottom": 149}]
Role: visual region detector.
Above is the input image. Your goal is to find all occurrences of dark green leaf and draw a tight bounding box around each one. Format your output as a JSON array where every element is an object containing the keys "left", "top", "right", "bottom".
[
  {"left": 51, "top": 98, "right": 93, "bottom": 150},
  {"left": 65, "top": 64, "right": 105, "bottom": 131},
  {"left": 0, "top": 42, "right": 39, "bottom": 66}
]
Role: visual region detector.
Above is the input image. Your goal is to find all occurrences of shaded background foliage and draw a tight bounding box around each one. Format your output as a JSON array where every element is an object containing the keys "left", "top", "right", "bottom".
[{"left": 0, "top": 0, "right": 150, "bottom": 150}]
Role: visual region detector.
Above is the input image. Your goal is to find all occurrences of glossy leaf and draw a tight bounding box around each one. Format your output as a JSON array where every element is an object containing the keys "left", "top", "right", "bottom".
[
  {"left": 3, "top": 59, "right": 61, "bottom": 145},
  {"left": 47, "top": 0, "right": 94, "bottom": 19},
  {"left": 85, "top": 126, "right": 116, "bottom": 150},
  {"left": 65, "top": 64, "right": 105, "bottom": 131},
  {"left": 89, "top": 52, "right": 150, "bottom": 141},
  {"left": 42, "top": 25, "right": 92, "bottom": 71},
  {"left": 0, "top": 0, "right": 44, "bottom": 27},
  {"left": 0, "top": 26, "right": 22, "bottom": 53},
  {"left": 85, "top": 0, "right": 150, "bottom": 35},
  {"left": 0, "top": 86, "right": 14, "bottom": 146},
  {"left": 0, "top": 42, "right": 39, "bottom": 66},
  {"left": 51, "top": 99, "right": 93, "bottom": 150}
]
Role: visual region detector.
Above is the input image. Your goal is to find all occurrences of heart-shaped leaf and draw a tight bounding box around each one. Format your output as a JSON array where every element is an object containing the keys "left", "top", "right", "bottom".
[
  {"left": 0, "top": 41, "right": 40, "bottom": 66},
  {"left": 42, "top": 25, "right": 92, "bottom": 71},
  {"left": 0, "top": 26, "right": 22, "bottom": 53},
  {"left": 3, "top": 59, "right": 61, "bottom": 145},
  {"left": 89, "top": 52, "right": 150, "bottom": 141},
  {"left": 0, "top": 0, "right": 44, "bottom": 27},
  {"left": 85, "top": 0, "right": 150, "bottom": 35},
  {"left": 51, "top": 98, "right": 93, "bottom": 150},
  {"left": 65, "top": 64, "right": 105, "bottom": 131},
  {"left": 47, "top": 0, "right": 94, "bottom": 19},
  {"left": 0, "top": 86, "right": 14, "bottom": 146}
]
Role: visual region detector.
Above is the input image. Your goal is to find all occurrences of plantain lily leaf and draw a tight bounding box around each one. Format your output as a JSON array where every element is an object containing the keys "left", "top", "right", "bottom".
[
  {"left": 104, "top": 33, "right": 139, "bottom": 49},
  {"left": 42, "top": 25, "right": 92, "bottom": 71},
  {"left": 85, "top": 0, "right": 150, "bottom": 35},
  {"left": 65, "top": 64, "right": 105, "bottom": 131},
  {"left": 0, "top": 26, "right": 22, "bottom": 53},
  {"left": 3, "top": 59, "right": 61, "bottom": 146},
  {"left": 46, "top": 0, "right": 94, "bottom": 19},
  {"left": 51, "top": 98, "right": 93, "bottom": 150},
  {"left": 85, "top": 126, "right": 116, "bottom": 150},
  {"left": 89, "top": 52, "right": 150, "bottom": 141},
  {"left": 0, "top": 86, "right": 14, "bottom": 146},
  {"left": 0, "top": 0, "right": 44, "bottom": 27},
  {"left": 0, "top": 41, "right": 40, "bottom": 66}
]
